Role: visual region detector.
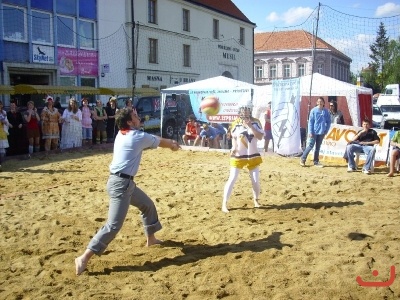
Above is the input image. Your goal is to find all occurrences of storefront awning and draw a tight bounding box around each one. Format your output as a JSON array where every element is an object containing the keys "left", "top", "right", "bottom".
[
  {"left": 0, "top": 85, "right": 15, "bottom": 95},
  {"left": 99, "top": 87, "right": 159, "bottom": 96},
  {"left": 14, "top": 84, "right": 100, "bottom": 95}
]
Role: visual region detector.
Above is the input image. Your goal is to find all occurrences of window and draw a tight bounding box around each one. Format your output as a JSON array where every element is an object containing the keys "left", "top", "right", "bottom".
[
  {"left": 283, "top": 64, "right": 291, "bottom": 78},
  {"left": 213, "top": 19, "right": 219, "bottom": 39},
  {"left": 183, "top": 9, "right": 190, "bottom": 32},
  {"left": 79, "top": 20, "right": 95, "bottom": 49},
  {"left": 240, "top": 27, "right": 245, "bottom": 45},
  {"left": 57, "top": 0, "right": 76, "bottom": 15},
  {"left": 148, "top": 0, "right": 157, "bottom": 24},
  {"left": 269, "top": 64, "right": 277, "bottom": 79},
  {"left": 255, "top": 66, "right": 262, "bottom": 79},
  {"left": 183, "top": 44, "right": 191, "bottom": 67},
  {"left": 136, "top": 97, "right": 152, "bottom": 113},
  {"left": 297, "top": 63, "right": 305, "bottom": 77},
  {"left": 32, "top": 10, "right": 52, "bottom": 44},
  {"left": 57, "top": 16, "right": 75, "bottom": 46},
  {"left": 3, "top": 5, "right": 27, "bottom": 41},
  {"left": 317, "top": 63, "right": 324, "bottom": 74},
  {"left": 149, "top": 38, "right": 158, "bottom": 63}
]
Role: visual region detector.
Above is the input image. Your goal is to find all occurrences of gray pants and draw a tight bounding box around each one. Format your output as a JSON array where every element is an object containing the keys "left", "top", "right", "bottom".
[{"left": 87, "top": 175, "right": 162, "bottom": 255}]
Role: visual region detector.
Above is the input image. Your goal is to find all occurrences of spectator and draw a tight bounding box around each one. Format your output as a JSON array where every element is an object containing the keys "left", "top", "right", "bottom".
[
  {"left": 125, "top": 98, "right": 133, "bottom": 108},
  {"left": 6, "top": 102, "right": 25, "bottom": 156},
  {"left": 81, "top": 98, "right": 93, "bottom": 148},
  {"left": 264, "top": 101, "right": 274, "bottom": 152},
  {"left": 345, "top": 119, "right": 380, "bottom": 174},
  {"left": 24, "top": 101, "right": 41, "bottom": 157},
  {"left": 0, "top": 101, "right": 9, "bottom": 169},
  {"left": 211, "top": 122, "right": 226, "bottom": 148},
  {"left": 92, "top": 100, "right": 107, "bottom": 144},
  {"left": 300, "top": 97, "right": 331, "bottom": 167},
  {"left": 60, "top": 98, "right": 82, "bottom": 149},
  {"left": 387, "top": 130, "right": 400, "bottom": 177},
  {"left": 106, "top": 97, "right": 118, "bottom": 143},
  {"left": 41, "top": 96, "right": 62, "bottom": 155},
  {"left": 329, "top": 101, "right": 344, "bottom": 124},
  {"left": 195, "top": 123, "right": 217, "bottom": 147},
  {"left": 182, "top": 114, "right": 200, "bottom": 146},
  {"left": 54, "top": 97, "right": 62, "bottom": 110}
]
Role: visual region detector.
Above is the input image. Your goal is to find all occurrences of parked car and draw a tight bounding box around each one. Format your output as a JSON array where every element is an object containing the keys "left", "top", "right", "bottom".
[
  {"left": 119, "top": 94, "right": 193, "bottom": 139},
  {"left": 372, "top": 104, "right": 383, "bottom": 128},
  {"left": 379, "top": 105, "right": 400, "bottom": 129}
]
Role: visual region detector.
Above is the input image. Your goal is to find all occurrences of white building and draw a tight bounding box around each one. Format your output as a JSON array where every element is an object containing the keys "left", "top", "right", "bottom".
[{"left": 98, "top": 0, "right": 256, "bottom": 94}]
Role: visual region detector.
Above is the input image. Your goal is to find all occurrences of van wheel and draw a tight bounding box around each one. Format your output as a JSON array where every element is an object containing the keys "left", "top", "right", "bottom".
[{"left": 163, "top": 121, "right": 175, "bottom": 139}]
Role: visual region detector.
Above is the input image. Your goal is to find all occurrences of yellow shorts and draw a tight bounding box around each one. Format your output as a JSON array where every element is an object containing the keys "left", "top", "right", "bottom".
[{"left": 230, "top": 156, "right": 262, "bottom": 170}]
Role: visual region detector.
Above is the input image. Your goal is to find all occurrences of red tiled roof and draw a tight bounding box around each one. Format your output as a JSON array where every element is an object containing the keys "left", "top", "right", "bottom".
[
  {"left": 255, "top": 30, "right": 350, "bottom": 60},
  {"left": 185, "top": 0, "right": 255, "bottom": 25}
]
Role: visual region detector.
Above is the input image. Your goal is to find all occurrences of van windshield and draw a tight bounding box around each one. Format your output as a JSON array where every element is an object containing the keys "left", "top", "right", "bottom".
[{"left": 380, "top": 105, "right": 400, "bottom": 113}]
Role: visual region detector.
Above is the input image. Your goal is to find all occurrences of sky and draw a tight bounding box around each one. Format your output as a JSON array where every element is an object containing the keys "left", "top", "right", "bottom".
[
  {"left": 231, "top": 0, "right": 400, "bottom": 31},
  {"left": 230, "top": 1, "right": 400, "bottom": 73}
]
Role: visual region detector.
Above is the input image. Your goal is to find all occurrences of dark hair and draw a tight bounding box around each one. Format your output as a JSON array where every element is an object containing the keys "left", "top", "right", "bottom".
[
  {"left": 115, "top": 108, "right": 133, "bottom": 130},
  {"left": 317, "top": 97, "right": 325, "bottom": 103},
  {"left": 362, "top": 119, "right": 370, "bottom": 124},
  {"left": 329, "top": 101, "right": 337, "bottom": 111},
  {"left": 188, "top": 114, "right": 196, "bottom": 121}
]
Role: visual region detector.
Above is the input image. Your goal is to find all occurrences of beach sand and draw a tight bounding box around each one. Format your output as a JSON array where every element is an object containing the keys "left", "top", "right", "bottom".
[{"left": 0, "top": 146, "right": 399, "bottom": 299}]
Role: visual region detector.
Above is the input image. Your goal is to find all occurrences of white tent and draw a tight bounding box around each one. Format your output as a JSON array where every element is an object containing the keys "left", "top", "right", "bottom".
[{"left": 253, "top": 73, "right": 373, "bottom": 127}]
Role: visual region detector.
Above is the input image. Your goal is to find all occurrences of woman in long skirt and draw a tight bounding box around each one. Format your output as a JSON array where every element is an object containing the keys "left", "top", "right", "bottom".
[{"left": 60, "top": 98, "right": 82, "bottom": 149}]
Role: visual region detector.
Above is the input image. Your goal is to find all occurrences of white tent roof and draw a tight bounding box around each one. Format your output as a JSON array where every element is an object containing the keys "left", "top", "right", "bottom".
[{"left": 161, "top": 76, "right": 256, "bottom": 94}]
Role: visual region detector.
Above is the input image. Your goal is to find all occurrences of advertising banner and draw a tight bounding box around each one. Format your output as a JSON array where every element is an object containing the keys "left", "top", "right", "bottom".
[
  {"left": 188, "top": 88, "right": 251, "bottom": 123},
  {"left": 57, "top": 47, "right": 98, "bottom": 76}
]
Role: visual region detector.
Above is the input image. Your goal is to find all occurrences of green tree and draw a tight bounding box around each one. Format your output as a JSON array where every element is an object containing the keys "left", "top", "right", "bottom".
[
  {"left": 384, "top": 38, "right": 400, "bottom": 84},
  {"left": 369, "top": 22, "right": 390, "bottom": 91}
]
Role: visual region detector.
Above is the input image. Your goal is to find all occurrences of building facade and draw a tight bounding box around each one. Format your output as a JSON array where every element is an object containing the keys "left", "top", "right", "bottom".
[
  {"left": 254, "top": 30, "right": 351, "bottom": 85},
  {"left": 0, "top": 0, "right": 255, "bottom": 106},
  {"left": 99, "top": 0, "right": 255, "bottom": 95},
  {"left": 0, "top": 0, "right": 98, "bottom": 106}
]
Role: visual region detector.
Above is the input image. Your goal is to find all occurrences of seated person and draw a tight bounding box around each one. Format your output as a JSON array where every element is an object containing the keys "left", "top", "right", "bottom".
[
  {"left": 194, "top": 123, "right": 217, "bottom": 147},
  {"left": 387, "top": 130, "right": 400, "bottom": 177},
  {"left": 344, "top": 119, "right": 380, "bottom": 174},
  {"left": 211, "top": 122, "right": 226, "bottom": 148},
  {"left": 182, "top": 114, "right": 200, "bottom": 145}
]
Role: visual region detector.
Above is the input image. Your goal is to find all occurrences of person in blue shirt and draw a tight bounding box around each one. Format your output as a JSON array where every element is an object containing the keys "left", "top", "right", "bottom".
[
  {"left": 300, "top": 97, "right": 331, "bottom": 167},
  {"left": 196, "top": 123, "right": 217, "bottom": 147},
  {"left": 74, "top": 107, "right": 180, "bottom": 276},
  {"left": 211, "top": 122, "right": 226, "bottom": 148}
]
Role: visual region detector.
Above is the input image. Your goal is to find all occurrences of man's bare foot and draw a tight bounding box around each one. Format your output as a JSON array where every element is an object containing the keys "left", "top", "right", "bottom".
[
  {"left": 146, "top": 235, "right": 162, "bottom": 247},
  {"left": 75, "top": 257, "right": 87, "bottom": 276},
  {"left": 254, "top": 200, "right": 260, "bottom": 208},
  {"left": 387, "top": 173, "right": 394, "bottom": 177},
  {"left": 222, "top": 206, "right": 229, "bottom": 213}
]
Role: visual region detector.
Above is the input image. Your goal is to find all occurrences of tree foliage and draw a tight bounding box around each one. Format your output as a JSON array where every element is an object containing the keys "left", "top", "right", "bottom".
[{"left": 364, "top": 22, "right": 400, "bottom": 93}]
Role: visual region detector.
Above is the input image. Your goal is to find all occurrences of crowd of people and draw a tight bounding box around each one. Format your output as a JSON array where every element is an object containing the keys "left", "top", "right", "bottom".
[{"left": 0, "top": 96, "right": 122, "bottom": 169}]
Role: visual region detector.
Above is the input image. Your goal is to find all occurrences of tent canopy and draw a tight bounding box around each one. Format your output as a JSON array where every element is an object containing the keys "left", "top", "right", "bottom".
[
  {"left": 99, "top": 87, "right": 159, "bottom": 96},
  {"left": 13, "top": 84, "right": 100, "bottom": 95},
  {"left": 161, "top": 76, "right": 256, "bottom": 95},
  {"left": 0, "top": 85, "right": 14, "bottom": 95}
]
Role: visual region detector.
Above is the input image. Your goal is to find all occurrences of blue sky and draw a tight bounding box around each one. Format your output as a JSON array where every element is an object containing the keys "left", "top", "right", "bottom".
[
  {"left": 231, "top": 1, "right": 400, "bottom": 73},
  {"left": 231, "top": 1, "right": 400, "bottom": 31}
]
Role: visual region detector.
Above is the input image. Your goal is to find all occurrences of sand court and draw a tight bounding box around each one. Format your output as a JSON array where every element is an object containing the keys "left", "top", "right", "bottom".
[{"left": 0, "top": 147, "right": 399, "bottom": 299}]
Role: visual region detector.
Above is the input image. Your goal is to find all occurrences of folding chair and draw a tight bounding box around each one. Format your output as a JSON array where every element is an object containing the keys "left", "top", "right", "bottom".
[{"left": 355, "top": 144, "right": 377, "bottom": 171}]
